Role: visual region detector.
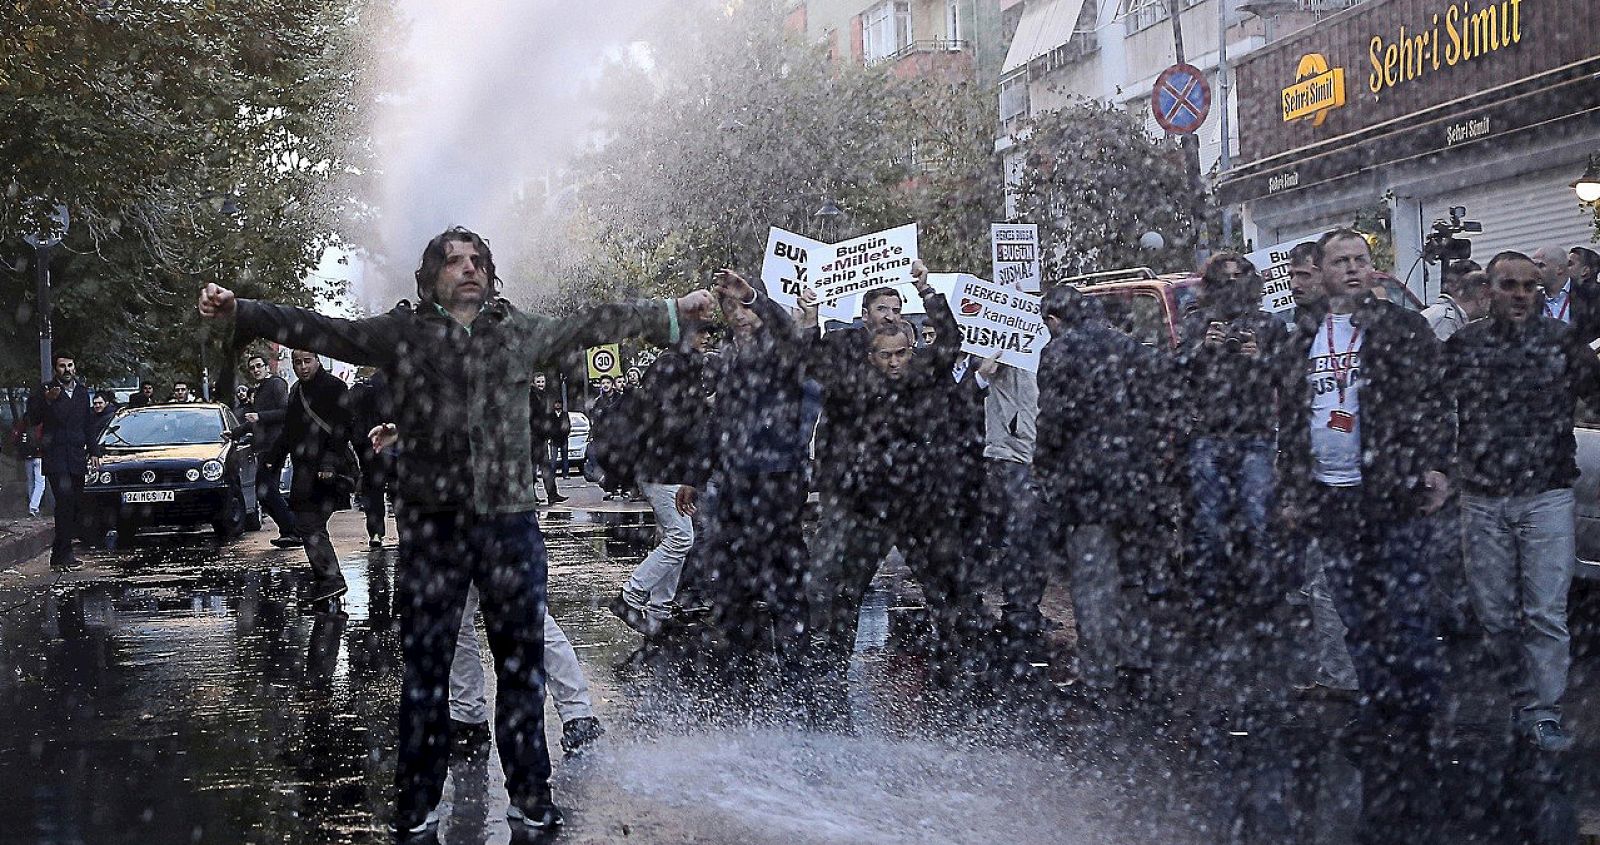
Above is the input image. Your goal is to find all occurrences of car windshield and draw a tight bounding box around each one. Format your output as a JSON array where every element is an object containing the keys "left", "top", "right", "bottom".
[{"left": 101, "top": 408, "right": 224, "bottom": 447}]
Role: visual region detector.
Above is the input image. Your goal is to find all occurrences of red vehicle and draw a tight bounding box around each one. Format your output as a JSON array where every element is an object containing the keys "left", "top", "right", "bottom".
[{"left": 1067, "top": 268, "right": 1204, "bottom": 351}]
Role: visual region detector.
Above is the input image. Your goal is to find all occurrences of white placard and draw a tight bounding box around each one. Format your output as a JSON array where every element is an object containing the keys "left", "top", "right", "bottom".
[
  {"left": 760, "top": 228, "right": 852, "bottom": 322},
  {"left": 1246, "top": 236, "right": 1314, "bottom": 315},
  {"left": 946, "top": 274, "right": 1046, "bottom": 372},
  {"left": 990, "top": 223, "right": 1041, "bottom": 293},
  {"left": 811, "top": 224, "right": 919, "bottom": 310}
]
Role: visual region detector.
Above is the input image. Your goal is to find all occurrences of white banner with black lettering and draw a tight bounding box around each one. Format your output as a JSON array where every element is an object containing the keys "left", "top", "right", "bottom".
[
  {"left": 944, "top": 274, "right": 1046, "bottom": 372},
  {"left": 990, "top": 223, "right": 1041, "bottom": 293}
]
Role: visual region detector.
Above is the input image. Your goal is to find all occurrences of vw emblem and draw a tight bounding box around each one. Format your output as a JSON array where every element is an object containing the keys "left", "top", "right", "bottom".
[{"left": 141, "top": 470, "right": 156, "bottom": 484}]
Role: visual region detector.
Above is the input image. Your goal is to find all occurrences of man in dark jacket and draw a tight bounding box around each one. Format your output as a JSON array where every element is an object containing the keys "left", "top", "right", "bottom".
[
  {"left": 529, "top": 373, "right": 566, "bottom": 504},
  {"left": 1445, "top": 250, "right": 1600, "bottom": 752},
  {"left": 678, "top": 269, "right": 814, "bottom": 673},
  {"left": 1032, "top": 287, "right": 1159, "bottom": 698},
  {"left": 806, "top": 262, "right": 983, "bottom": 696},
  {"left": 265, "top": 350, "right": 355, "bottom": 604},
  {"left": 1175, "top": 252, "right": 1292, "bottom": 708},
  {"left": 243, "top": 354, "right": 299, "bottom": 547},
  {"left": 26, "top": 352, "right": 91, "bottom": 571},
  {"left": 609, "top": 321, "right": 711, "bottom": 637},
  {"left": 199, "top": 225, "right": 712, "bottom": 840},
  {"left": 1533, "top": 243, "right": 1600, "bottom": 344},
  {"left": 88, "top": 391, "right": 119, "bottom": 445},
  {"left": 1277, "top": 229, "right": 1451, "bottom": 738},
  {"left": 126, "top": 381, "right": 155, "bottom": 409},
  {"left": 349, "top": 370, "right": 396, "bottom": 546}
]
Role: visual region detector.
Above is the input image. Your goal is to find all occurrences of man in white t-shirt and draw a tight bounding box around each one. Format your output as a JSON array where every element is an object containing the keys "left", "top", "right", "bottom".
[{"left": 1277, "top": 230, "right": 1452, "bottom": 740}]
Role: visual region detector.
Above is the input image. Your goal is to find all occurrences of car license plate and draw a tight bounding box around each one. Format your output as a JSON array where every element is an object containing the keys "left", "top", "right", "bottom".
[{"left": 122, "top": 490, "right": 175, "bottom": 503}]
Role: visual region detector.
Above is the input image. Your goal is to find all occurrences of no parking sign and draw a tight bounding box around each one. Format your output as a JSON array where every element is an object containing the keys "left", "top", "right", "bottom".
[{"left": 1152, "top": 63, "right": 1210, "bottom": 135}]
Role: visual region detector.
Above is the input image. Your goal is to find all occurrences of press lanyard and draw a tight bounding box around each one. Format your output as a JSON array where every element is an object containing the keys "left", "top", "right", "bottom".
[
  {"left": 1546, "top": 290, "right": 1571, "bottom": 322},
  {"left": 1325, "top": 314, "right": 1361, "bottom": 404}
]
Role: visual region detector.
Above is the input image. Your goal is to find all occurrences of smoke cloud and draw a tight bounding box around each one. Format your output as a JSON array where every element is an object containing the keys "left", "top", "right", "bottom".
[{"left": 362, "top": 0, "right": 674, "bottom": 307}]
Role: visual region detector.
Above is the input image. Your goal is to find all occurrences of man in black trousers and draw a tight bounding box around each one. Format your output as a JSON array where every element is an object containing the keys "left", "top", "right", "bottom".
[
  {"left": 243, "top": 354, "right": 301, "bottom": 548},
  {"left": 27, "top": 352, "right": 91, "bottom": 572}
]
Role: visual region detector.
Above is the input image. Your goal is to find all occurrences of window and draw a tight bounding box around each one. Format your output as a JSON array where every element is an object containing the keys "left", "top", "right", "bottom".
[
  {"left": 1123, "top": 0, "right": 1203, "bottom": 36},
  {"left": 946, "top": 0, "right": 961, "bottom": 41},
  {"left": 863, "top": 0, "right": 912, "bottom": 63}
]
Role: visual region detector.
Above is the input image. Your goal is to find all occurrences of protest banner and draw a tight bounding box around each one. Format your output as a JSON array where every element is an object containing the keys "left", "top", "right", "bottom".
[
  {"left": 760, "top": 228, "right": 852, "bottom": 322},
  {"left": 1246, "top": 236, "right": 1311, "bottom": 315},
  {"left": 990, "top": 224, "right": 1041, "bottom": 293},
  {"left": 811, "top": 224, "right": 919, "bottom": 311},
  {"left": 944, "top": 274, "right": 1046, "bottom": 372}
]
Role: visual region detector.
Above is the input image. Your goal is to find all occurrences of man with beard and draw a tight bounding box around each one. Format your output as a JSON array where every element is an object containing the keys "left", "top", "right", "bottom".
[
  {"left": 199, "top": 226, "right": 714, "bottom": 840},
  {"left": 265, "top": 350, "right": 356, "bottom": 605},
  {"left": 806, "top": 262, "right": 984, "bottom": 715},
  {"left": 677, "top": 269, "right": 813, "bottom": 682},
  {"left": 26, "top": 352, "right": 90, "bottom": 571}
]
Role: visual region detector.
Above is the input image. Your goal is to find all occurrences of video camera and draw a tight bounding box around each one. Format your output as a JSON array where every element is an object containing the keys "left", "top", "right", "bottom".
[{"left": 1422, "top": 205, "right": 1482, "bottom": 264}]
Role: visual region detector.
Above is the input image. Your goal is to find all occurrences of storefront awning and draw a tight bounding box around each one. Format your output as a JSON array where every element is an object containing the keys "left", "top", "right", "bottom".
[{"left": 1000, "top": 0, "right": 1088, "bottom": 75}]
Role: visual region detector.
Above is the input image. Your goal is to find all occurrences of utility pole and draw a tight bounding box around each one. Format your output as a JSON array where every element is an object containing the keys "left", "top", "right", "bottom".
[
  {"left": 34, "top": 244, "right": 53, "bottom": 384},
  {"left": 1168, "top": 0, "right": 1211, "bottom": 259},
  {"left": 1218, "top": 0, "right": 1234, "bottom": 245}
]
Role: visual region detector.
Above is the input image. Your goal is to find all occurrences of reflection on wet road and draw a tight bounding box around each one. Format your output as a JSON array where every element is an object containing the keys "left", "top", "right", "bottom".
[{"left": 1, "top": 516, "right": 1597, "bottom": 843}]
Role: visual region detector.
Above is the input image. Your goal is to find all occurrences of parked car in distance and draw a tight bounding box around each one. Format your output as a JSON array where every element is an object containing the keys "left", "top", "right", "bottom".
[
  {"left": 83, "top": 403, "right": 262, "bottom": 543},
  {"left": 565, "top": 411, "right": 589, "bottom": 472}
]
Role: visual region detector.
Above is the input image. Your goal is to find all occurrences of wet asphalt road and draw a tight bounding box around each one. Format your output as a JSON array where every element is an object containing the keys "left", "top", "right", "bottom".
[{"left": 2, "top": 504, "right": 1600, "bottom": 844}]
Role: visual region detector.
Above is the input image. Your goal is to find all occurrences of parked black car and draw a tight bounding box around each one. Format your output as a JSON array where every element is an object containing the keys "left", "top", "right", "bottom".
[{"left": 83, "top": 403, "right": 262, "bottom": 542}]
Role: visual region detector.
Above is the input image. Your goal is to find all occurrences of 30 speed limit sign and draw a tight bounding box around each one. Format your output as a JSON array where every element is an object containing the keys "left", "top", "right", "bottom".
[{"left": 586, "top": 344, "right": 622, "bottom": 379}]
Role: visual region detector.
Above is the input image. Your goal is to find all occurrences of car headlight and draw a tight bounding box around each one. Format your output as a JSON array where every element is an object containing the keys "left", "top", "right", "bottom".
[
  {"left": 99, "top": 471, "right": 112, "bottom": 485},
  {"left": 186, "top": 469, "right": 201, "bottom": 482},
  {"left": 85, "top": 470, "right": 97, "bottom": 484},
  {"left": 201, "top": 460, "right": 224, "bottom": 481}
]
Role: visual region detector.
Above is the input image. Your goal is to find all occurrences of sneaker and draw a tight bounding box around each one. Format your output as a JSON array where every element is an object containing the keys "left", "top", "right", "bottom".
[
  {"left": 51, "top": 559, "right": 82, "bottom": 573},
  {"left": 1532, "top": 719, "right": 1575, "bottom": 752},
  {"left": 507, "top": 801, "right": 565, "bottom": 833},
  {"left": 560, "top": 716, "right": 605, "bottom": 754},
  {"left": 608, "top": 592, "right": 661, "bottom": 637},
  {"left": 369, "top": 535, "right": 384, "bottom": 548},
  {"left": 301, "top": 582, "right": 349, "bottom": 605},
  {"left": 270, "top": 536, "right": 304, "bottom": 549},
  {"left": 386, "top": 809, "right": 439, "bottom": 842},
  {"left": 549, "top": 493, "right": 568, "bottom": 504},
  {"left": 451, "top": 718, "right": 491, "bottom": 749}
]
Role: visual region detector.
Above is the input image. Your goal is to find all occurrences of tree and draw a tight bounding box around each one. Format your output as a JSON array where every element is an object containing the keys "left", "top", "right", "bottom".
[
  {"left": 1010, "top": 99, "right": 1198, "bottom": 282},
  {"left": 0, "top": 0, "right": 389, "bottom": 388},
  {"left": 515, "top": 0, "right": 1001, "bottom": 311}
]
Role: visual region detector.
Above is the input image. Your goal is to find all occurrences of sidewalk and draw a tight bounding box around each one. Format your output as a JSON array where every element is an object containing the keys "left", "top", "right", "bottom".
[{"left": 0, "top": 516, "right": 52, "bottom": 576}]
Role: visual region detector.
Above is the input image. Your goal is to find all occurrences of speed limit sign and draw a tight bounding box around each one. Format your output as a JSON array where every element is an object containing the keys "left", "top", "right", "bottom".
[{"left": 586, "top": 344, "right": 621, "bottom": 379}]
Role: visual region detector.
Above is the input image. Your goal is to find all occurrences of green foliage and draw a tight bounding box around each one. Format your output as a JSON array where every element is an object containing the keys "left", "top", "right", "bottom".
[
  {"left": 519, "top": 0, "right": 1001, "bottom": 312},
  {"left": 0, "top": 0, "right": 388, "bottom": 387},
  {"left": 1010, "top": 99, "right": 1198, "bottom": 282}
]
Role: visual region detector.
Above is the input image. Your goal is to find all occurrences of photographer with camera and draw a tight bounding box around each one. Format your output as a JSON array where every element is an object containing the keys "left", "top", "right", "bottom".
[{"left": 1175, "top": 252, "right": 1292, "bottom": 710}]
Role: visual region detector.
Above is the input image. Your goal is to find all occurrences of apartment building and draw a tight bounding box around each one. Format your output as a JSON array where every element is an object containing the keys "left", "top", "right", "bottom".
[{"left": 784, "top": 0, "right": 1010, "bottom": 85}]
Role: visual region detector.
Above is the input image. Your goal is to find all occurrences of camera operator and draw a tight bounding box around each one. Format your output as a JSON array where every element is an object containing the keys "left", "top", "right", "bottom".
[
  {"left": 1421, "top": 259, "right": 1488, "bottom": 341},
  {"left": 1175, "top": 252, "right": 1292, "bottom": 711}
]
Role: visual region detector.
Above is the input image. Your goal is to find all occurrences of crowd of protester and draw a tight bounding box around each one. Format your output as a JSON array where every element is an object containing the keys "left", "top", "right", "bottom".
[{"left": 137, "top": 225, "right": 1597, "bottom": 840}]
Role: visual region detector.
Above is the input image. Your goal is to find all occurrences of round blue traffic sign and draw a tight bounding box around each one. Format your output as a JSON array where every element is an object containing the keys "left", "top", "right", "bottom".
[{"left": 1152, "top": 63, "right": 1211, "bottom": 135}]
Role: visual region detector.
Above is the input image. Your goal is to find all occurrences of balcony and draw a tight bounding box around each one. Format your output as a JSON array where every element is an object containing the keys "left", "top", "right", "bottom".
[{"left": 868, "top": 38, "right": 975, "bottom": 81}]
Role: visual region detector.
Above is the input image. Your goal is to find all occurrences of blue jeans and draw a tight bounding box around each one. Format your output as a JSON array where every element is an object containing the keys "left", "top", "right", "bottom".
[
  {"left": 1188, "top": 436, "right": 1277, "bottom": 603},
  {"left": 393, "top": 509, "right": 550, "bottom": 824},
  {"left": 1307, "top": 484, "right": 1441, "bottom": 726},
  {"left": 1460, "top": 488, "right": 1576, "bottom": 726}
]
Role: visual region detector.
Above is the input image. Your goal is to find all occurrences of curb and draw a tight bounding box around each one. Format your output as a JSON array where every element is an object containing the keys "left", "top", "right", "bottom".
[{"left": 0, "top": 522, "right": 53, "bottom": 573}]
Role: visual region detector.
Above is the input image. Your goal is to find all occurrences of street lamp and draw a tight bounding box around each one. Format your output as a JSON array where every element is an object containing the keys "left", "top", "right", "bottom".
[
  {"left": 22, "top": 203, "right": 71, "bottom": 384},
  {"left": 813, "top": 199, "right": 845, "bottom": 242},
  {"left": 1574, "top": 153, "right": 1600, "bottom": 204}
]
